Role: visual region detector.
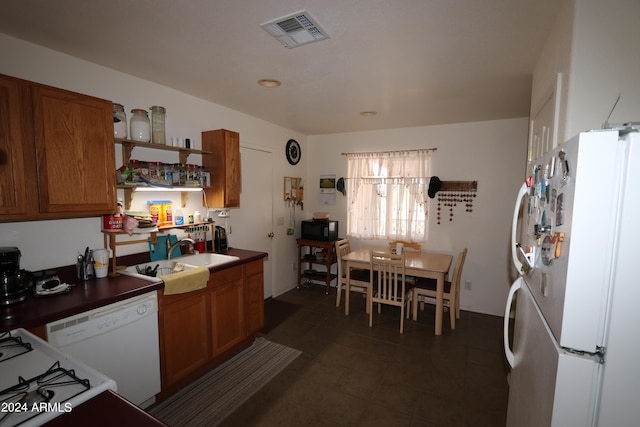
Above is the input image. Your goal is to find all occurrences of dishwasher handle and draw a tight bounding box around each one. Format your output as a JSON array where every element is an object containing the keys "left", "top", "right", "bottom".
[{"left": 87, "top": 293, "right": 157, "bottom": 319}]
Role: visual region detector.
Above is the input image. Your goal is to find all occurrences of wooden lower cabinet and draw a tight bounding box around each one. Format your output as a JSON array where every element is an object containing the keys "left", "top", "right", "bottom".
[
  {"left": 245, "top": 260, "right": 265, "bottom": 335},
  {"left": 157, "top": 259, "right": 264, "bottom": 399},
  {"left": 211, "top": 266, "right": 245, "bottom": 356},
  {"left": 158, "top": 292, "right": 210, "bottom": 388}
]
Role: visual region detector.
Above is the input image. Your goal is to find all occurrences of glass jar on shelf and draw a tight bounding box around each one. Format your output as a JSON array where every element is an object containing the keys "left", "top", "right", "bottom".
[
  {"left": 113, "top": 103, "right": 127, "bottom": 138},
  {"left": 178, "top": 164, "right": 186, "bottom": 186},
  {"left": 163, "top": 163, "right": 174, "bottom": 183},
  {"left": 197, "top": 165, "right": 206, "bottom": 187},
  {"left": 185, "top": 164, "right": 197, "bottom": 185},
  {"left": 148, "top": 161, "right": 163, "bottom": 179},
  {"left": 130, "top": 109, "right": 151, "bottom": 142},
  {"left": 150, "top": 106, "right": 166, "bottom": 145},
  {"left": 172, "top": 163, "right": 182, "bottom": 185}
]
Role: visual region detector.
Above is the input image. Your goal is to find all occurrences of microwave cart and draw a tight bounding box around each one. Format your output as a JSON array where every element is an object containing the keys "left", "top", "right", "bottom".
[{"left": 296, "top": 238, "right": 339, "bottom": 294}]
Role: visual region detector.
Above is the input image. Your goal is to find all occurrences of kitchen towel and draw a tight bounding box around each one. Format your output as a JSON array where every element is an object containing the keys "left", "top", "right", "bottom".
[{"left": 161, "top": 266, "right": 210, "bottom": 295}]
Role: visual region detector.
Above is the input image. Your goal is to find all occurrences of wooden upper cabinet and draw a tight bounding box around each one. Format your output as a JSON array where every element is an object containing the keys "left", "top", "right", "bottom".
[
  {"left": 32, "top": 84, "right": 116, "bottom": 214},
  {"left": 0, "top": 75, "right": 36, "bottom": 216},
  {"left": 202, "top": 129, "right": 241, "bottom": 208},
  {"left": 0, "top": 74, "right": 116, "bottom": 221}
]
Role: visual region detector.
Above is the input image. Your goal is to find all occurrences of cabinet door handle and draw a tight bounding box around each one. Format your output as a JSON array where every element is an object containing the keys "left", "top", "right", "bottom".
[{"left": 267, "top": 232, "right": 275, "bottom": 239}]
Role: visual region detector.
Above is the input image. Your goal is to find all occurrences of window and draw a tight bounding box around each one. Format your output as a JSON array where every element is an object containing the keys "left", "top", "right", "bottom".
[{"left": 346, "top": 149, "right": 432, "bottom": 241}]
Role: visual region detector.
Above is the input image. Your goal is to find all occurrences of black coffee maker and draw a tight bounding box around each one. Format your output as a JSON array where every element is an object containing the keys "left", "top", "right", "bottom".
[
  {"left": 0, "top": 247, "right": 33, "bottom": 305},
  {"left": 214, "top": 226, "right": 229, "bottom": 253}
]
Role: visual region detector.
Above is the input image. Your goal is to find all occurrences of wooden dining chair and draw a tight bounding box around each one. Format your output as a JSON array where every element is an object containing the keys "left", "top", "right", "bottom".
[
  {"left": 369, "top": 251, "right": 413, "bottom": 333},
  {"left": 388, "top": 240, "right": 422, "bottom": 254},
  {"left": 412, "top": 248, "right": 467, "bottom": 330},
  {"left": 389, "top": 240, "right": 422, "bottom": 285},
  {"left": 335, "top": 239, "right": 372, "bottom": 314}
]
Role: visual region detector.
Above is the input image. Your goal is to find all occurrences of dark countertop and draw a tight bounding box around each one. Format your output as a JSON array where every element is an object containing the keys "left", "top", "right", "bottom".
[
  {"left": 43, "top": 390, "right": 169, "bottom": 427},
  {"left": 0, "top": 248, "right": 267, "bottom": 332}
]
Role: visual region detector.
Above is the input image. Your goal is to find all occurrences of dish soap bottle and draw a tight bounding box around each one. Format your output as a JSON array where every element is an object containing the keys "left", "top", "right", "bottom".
[{"left": 174, "top": 208, "right": 184, "bottom": 226}]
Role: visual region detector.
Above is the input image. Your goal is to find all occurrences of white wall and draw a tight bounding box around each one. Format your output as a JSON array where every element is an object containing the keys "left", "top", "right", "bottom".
[
  {"left": 532, "top": 0, "right": 640, "bottom": 142},
  {"left": 566, "top": 0, "right": 640, "bottom": 137},
  {"left": 305, "top": 119, "right": 529, "bottom": 315}
]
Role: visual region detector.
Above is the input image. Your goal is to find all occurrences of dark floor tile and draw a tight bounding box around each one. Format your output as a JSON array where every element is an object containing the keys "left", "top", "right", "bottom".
[{"left": 212, "top": 285, "right": 508, "bottom": 426}]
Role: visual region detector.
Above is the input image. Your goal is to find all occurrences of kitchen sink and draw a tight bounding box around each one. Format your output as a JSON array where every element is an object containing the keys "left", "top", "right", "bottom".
[
  {"left": 120, "top": 253, "right": 239, "bottom": 282},
  {"left": 178, "top": 253, "right": 239, "bottom": 267},
  {"left": 120, "top": 260, "right": 197, "bottom": 281}
]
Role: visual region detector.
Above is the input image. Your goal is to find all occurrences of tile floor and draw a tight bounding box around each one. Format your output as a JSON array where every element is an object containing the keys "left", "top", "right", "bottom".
[{"left": 219, "top": 284, "right": 510, "bottom": 427}]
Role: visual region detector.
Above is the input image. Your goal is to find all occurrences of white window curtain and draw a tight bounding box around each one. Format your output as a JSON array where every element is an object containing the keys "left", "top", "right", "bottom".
[{"left": 346, "top": 149, "right": 432, "bottom": 242}]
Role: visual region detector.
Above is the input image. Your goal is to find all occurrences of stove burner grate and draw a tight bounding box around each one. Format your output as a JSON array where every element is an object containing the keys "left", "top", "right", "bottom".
[
  {"left": 0, "top": 331, "right": 33, "bottom": 363},
  {"left": 0, "top": 361, "right": 91, "bottom": 426}
]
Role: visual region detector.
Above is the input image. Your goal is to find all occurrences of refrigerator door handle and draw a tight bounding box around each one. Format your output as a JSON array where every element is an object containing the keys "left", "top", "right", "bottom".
[
  {"left": 511, "top": 182, "right": 532, "bottom": 274},
  {"left": 504, "top": 277, "right": 523, "bottom": 368}
]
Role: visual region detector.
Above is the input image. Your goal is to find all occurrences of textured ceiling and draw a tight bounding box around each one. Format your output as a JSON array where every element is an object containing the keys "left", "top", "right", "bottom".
[{"left": 0, "top": 0, "right": 563, "bottom": 135}]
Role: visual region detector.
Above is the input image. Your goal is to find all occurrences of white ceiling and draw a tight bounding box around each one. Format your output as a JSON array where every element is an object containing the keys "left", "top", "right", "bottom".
[{"left": 0, "top": 0, "right": 562, "bottom": 135}]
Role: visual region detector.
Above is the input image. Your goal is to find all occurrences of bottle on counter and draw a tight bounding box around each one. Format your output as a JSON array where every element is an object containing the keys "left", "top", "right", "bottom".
[{"left": 174, "top": 208, "right": 184, "bottom": 226}]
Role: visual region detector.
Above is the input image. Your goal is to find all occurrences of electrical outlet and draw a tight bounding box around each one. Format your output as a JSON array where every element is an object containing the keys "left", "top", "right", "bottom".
[{"left": 464, "top": 280, "right": 472, "bottom": 290}]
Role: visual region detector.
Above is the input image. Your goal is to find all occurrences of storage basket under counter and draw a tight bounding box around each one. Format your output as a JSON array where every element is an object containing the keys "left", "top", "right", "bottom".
[{"left": 296, "top": 238, "right": 339, "bottom": 295}]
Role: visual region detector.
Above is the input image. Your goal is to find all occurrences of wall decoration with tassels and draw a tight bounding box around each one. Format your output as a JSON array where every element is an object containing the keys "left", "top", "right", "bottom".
[{"left": 428, "top": 178, "right": 478, "bottom": 224}]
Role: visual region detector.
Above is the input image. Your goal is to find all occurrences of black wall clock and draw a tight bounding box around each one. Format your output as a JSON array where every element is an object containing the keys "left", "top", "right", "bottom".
[{"left": 286, "top": 139, "right": 301, "bottom": 165}]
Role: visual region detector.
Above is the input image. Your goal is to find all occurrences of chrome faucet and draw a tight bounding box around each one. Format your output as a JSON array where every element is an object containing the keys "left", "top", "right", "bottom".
[{"left": 167, "top": 238, "right": 195, "bottom": 260}]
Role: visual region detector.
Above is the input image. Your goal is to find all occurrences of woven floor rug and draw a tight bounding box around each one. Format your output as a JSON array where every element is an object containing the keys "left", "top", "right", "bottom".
[{"left": 148, "top": 338, "right": 301, "bottom": 426}]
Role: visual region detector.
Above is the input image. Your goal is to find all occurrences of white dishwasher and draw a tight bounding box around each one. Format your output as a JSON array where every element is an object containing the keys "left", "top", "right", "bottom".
[{"left": 46, "top": 291, "right": 161, "bottom": 408}]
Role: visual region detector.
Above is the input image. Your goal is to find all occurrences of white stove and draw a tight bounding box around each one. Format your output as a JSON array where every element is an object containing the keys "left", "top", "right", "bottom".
[{"left": 0, "top": 328, "right": 116, "bottom": 426}]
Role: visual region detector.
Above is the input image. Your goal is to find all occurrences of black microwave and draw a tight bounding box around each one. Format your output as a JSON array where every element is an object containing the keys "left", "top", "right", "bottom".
[{"left": 301, "top": 220, "right": 338, "bottom": 241}]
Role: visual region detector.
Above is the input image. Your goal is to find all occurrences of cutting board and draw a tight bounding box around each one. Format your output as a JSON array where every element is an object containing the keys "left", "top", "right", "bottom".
[{"left": 149, "top": 234, "right": 181, "bottom": 261}]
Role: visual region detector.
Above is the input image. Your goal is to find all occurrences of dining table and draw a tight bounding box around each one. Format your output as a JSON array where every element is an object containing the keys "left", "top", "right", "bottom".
[{"left": 342, "top": 248, "right": 453, "bottom": 335}]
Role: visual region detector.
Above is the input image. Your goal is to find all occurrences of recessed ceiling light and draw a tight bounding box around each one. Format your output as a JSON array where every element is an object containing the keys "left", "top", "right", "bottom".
[
  {"left": 258, "top": 79, "right": 281, "bottom": 88},
  {"left": 360, "top": 111, "right": 377, "bottom": 117}
]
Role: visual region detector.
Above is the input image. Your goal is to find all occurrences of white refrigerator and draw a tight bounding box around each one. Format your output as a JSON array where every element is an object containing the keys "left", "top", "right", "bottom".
[{"left": 503, "top": 128, "right": 640, "bottom": 426}]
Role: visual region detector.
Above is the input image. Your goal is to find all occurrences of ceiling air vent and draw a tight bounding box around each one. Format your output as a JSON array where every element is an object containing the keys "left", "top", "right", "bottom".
[{"left": 261, "top": 10, "right": 329, "bottom": 49}]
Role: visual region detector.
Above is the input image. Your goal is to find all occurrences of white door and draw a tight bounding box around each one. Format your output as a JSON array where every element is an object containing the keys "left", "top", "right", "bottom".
[{"left": 232, "top": 146, "right": 273, "bottom": 299}]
